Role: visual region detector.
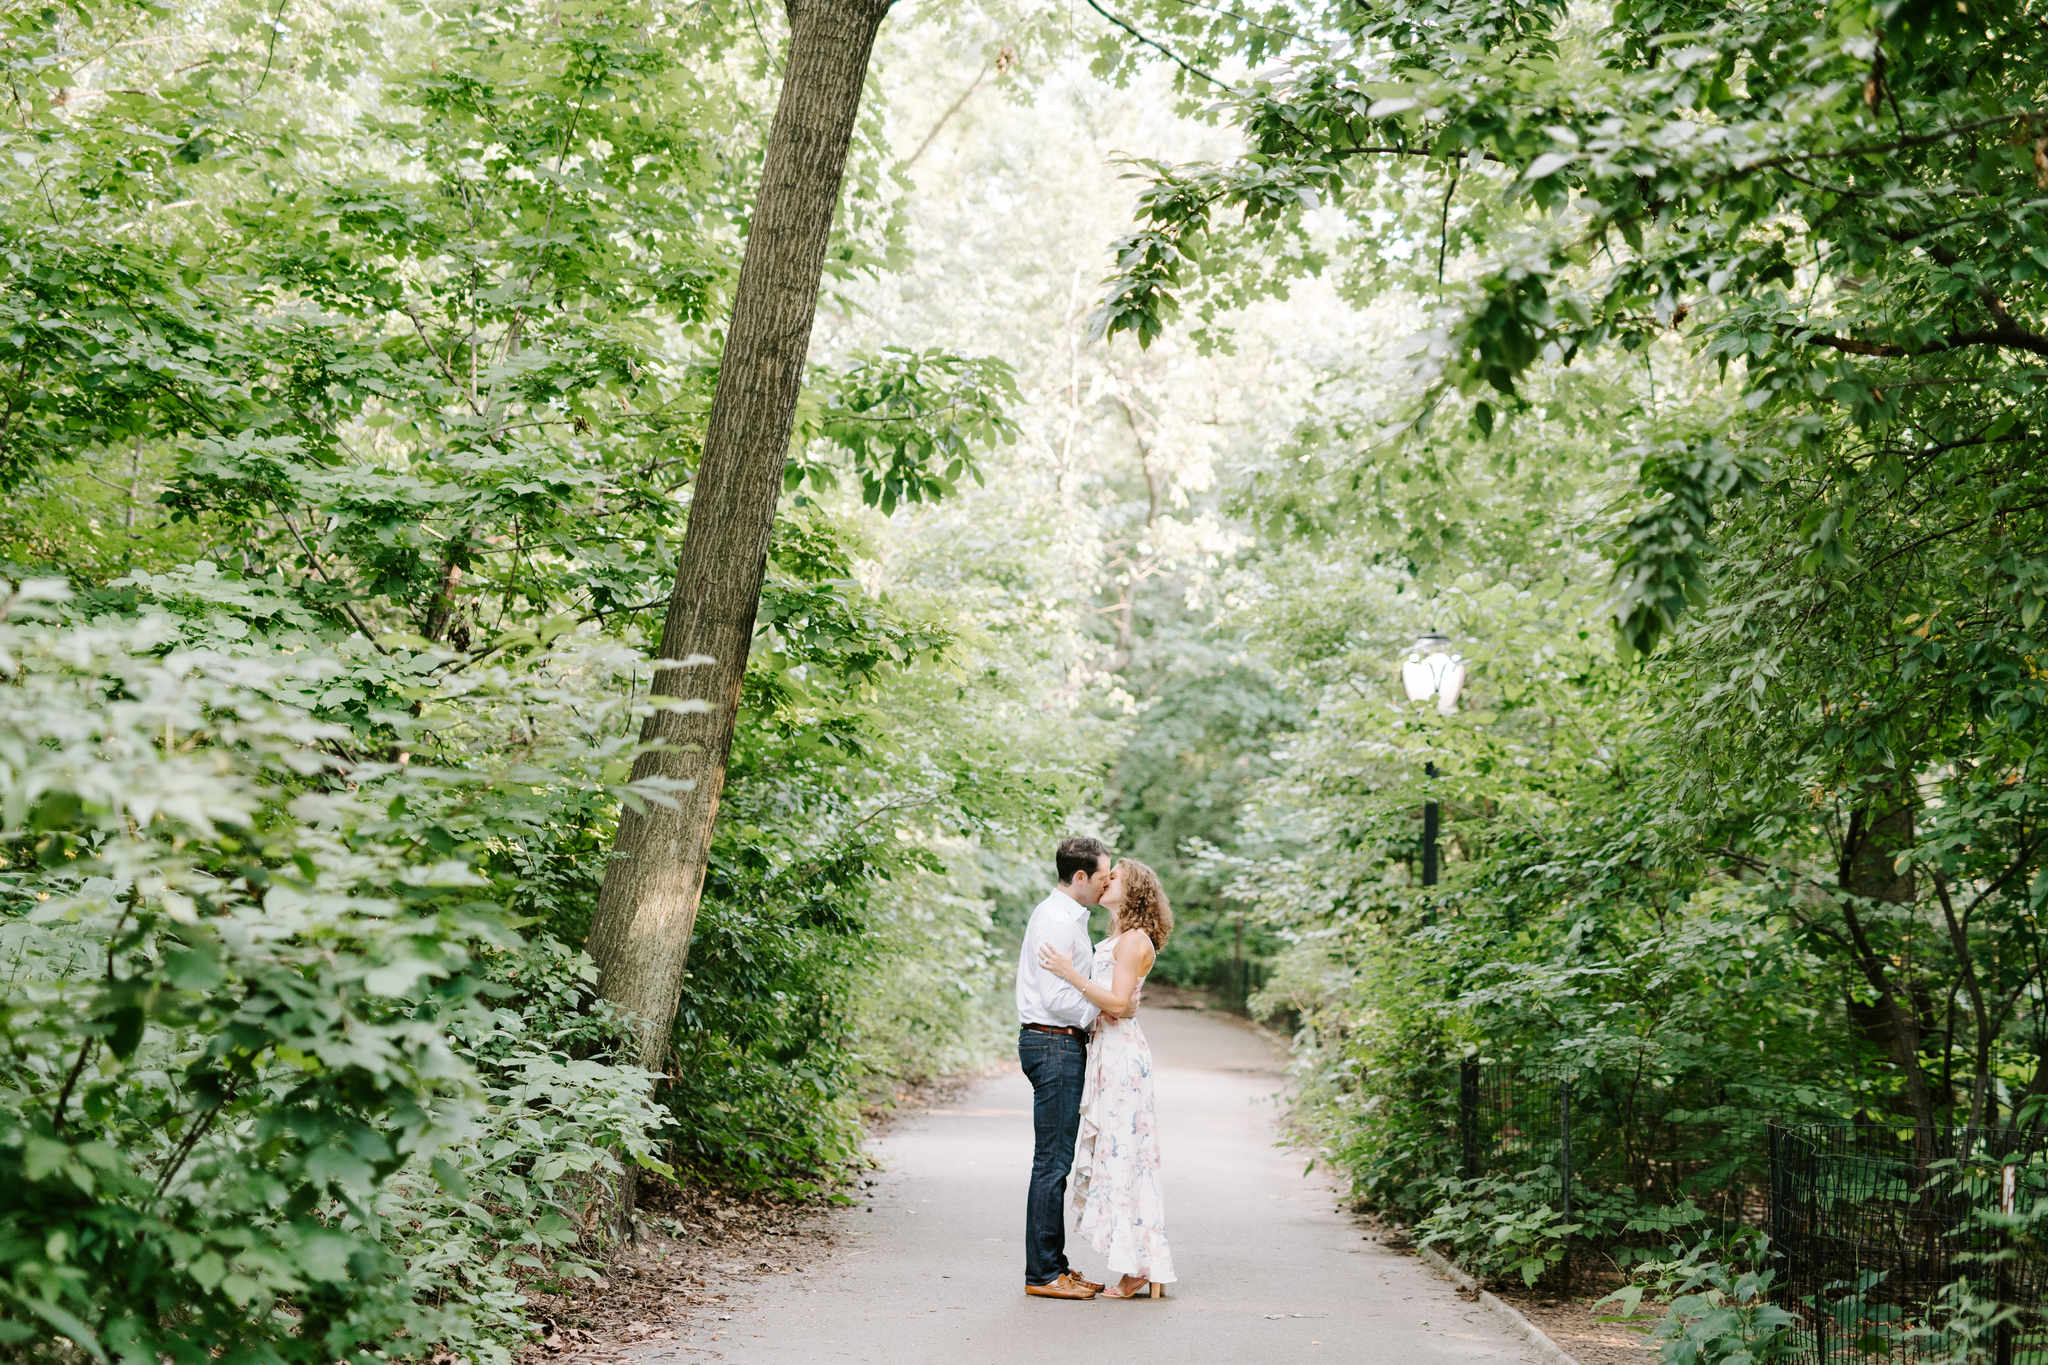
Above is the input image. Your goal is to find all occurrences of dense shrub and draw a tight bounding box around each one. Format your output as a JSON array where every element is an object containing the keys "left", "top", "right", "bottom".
[{"left": 0, "top": 585, "right": 664, "bottom": 1363}]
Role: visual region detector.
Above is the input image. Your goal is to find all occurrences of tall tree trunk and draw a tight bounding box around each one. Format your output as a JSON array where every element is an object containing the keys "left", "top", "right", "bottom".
[
  {"left": 1836, "top": 791, "right": 1938, "bottom": 1149},
  {"left": 586, "top": 0, "right": 893, "bottom": 1070}
]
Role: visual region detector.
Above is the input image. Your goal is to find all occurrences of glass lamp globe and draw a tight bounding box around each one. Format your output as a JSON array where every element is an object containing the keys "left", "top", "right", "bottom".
[{"left": 1401, "top": 633, "right": 1467, "bottom": 714}]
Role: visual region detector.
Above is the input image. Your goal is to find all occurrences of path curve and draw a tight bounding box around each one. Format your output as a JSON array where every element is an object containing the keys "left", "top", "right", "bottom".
[{"left": 640, "top": 1004, "right": 1537, "bottom": 1364}]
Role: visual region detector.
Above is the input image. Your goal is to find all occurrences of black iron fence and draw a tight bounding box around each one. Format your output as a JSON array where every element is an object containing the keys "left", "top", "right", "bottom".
[
  {"left": 1436, "top": 1060, "right": 2047, "bottom": 1362},
  {"left": 1770, "top": 1122, "right": 2048, "bottom": 1365},
  {"left": 1448, "top": 1058, "right": 1771, "bottom": 1225},
  {"left": 1452, "top": 1058, "right": 1571, "bottom": 1203}
]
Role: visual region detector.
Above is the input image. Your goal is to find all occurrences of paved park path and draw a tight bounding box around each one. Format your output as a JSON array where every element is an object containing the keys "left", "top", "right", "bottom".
[{"left": 639, "top": 1003, "right": 1539, "bottom": 1365}]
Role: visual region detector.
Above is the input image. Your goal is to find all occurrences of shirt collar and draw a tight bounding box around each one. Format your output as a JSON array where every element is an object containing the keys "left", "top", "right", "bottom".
[{"left": 1049, "top": 887, "right": 1089, "bottom": 919}]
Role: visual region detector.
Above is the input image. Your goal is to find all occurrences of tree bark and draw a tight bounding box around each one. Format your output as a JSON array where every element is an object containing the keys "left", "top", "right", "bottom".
[
  {"left": 1836, "top": 792, "right": 1938, "bottom": 1145},
  {"left": 586, "top": 0, "right": 893, "bottom": 1070}
]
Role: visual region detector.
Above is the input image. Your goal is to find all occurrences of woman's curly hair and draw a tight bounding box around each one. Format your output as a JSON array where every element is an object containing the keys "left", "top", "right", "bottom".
[{"left": 1112, "top": 858, "right": 1173, "bottom": 951}]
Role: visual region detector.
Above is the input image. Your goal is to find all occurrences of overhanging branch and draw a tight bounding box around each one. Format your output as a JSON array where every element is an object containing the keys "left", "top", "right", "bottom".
[{"left": 1790, "top": 323, "right": 2048, "bottom": 361}]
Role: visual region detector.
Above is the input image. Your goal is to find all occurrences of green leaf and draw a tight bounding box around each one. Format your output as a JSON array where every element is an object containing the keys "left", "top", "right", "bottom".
[{"left": 24, "top": 1136, "right": 70, "bottom": 1183}]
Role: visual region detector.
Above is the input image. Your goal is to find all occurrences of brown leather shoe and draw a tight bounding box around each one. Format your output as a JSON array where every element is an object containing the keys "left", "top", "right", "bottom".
[
  {"left": 1067, "top": 1273, "right": 1105, "bottom": 1293},
  {"left": 1024, "top": 1272, "right": 1098, "bottom": 1299}
]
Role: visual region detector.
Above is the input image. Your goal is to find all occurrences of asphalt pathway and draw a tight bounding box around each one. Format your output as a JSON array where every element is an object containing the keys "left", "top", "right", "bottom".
[{"left": 641, "top": 1003, "right": 1538, "bottom": 1365}]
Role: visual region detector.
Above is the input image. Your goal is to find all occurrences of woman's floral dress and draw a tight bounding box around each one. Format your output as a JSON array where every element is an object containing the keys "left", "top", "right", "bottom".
[{"left": 1068, "top": 931, "right": 1177, "bottom": 1283}]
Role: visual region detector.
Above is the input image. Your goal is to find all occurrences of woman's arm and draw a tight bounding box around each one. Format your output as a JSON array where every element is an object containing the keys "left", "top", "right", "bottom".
[{"left": 1037, "top": 934, "right": 1153, "bottom": 1021}]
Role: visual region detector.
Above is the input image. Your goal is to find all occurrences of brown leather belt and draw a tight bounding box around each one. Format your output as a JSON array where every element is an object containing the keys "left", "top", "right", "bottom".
[{"left": 1021, "top": 1023, "right": 1088, "bottom": 1039}]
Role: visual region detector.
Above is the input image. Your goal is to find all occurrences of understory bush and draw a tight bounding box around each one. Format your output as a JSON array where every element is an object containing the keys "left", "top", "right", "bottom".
[
  {"left": 658, "top": 776, "right": 1030, "bottom": 1194},
  {"left": 1417, "top": 1173, "right": 1710, "bottom": 1288},
  {"left": 378, "top": 936, "right": 667, "bottom": 1344},
  {"left": 1416, "top": 1174, "right": 1582, "bottom": 1288},
  {"left": 1600, "top": 1247, "right": 1798, "bottom": 1365},
  {"left": 1904, "top": 1278, "right": 2028, "bottom": 1365},
  {"left": 1266, "top": 863, "right": 1859, "bottom": 1234},
  {"left": 1, "top": 556, "right": 1069, "bottom": 1354},
  {"left": 1651, "top": 1267, "right": 1798, "bottom": 1365},
  {"left": 0, "top": 588, "right": 665, "bottom": 1364}
]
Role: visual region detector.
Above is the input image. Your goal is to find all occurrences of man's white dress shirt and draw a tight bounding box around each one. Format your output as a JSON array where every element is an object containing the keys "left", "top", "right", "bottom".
[{"left": 1015, "top": 888, "right": 1099, "bottom": 1029}]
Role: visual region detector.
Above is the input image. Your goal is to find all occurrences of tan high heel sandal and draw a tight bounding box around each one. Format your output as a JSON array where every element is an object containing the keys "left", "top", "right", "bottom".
[{"left": 1101, "top": 1278, "right": 1167, "bottom": 1299}]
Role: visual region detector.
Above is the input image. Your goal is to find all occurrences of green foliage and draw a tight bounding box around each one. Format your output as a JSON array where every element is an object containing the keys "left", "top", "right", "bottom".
[
  {"left": 0, "top": 583, "right": 664, "bottom": 1363},
  {"left": 795, "top": 348, "right": 1021, "bottom": 513},
  {"left": 1599, "top": 1243, "right": 1800, "bottom": 1365},
  {"left": 1903, "top": 1277, "right": 2027, "bottom": 1365},
  {"left": 0, "top": 0, "right": 1093, "bottom": 1357},
  {"left": 1652, "top": 1264, "right": 1799, "bottom": 1365},
  {"left": 1110, "top": 634, "right": 1295, "bottom": 999},
  {"left": 1096, "top": 0, "right": 2048, "bottom": 653},
  {"left": 1084, "top": 5, "right": 2048, "bottom": 1353},
  {"left": 1418, "top": 1174, "right": 1581, "bottom": 1288},
  {"left": 374, "top": 935, "right": 667, "bottom": 1347}
]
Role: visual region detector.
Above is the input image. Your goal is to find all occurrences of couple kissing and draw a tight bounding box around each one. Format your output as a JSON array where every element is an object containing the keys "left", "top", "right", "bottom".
[{"left": 1014, "top": 835, "right": 1177, "bottom": 1302}]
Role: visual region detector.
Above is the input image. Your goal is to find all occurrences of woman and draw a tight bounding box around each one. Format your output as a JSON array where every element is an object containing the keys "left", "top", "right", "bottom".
[{"left": 1035, "top": 858, "right": 1177, "bottom": 1300}]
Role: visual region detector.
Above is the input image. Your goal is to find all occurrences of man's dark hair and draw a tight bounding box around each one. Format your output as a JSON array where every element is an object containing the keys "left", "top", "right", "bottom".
[{"left": 1056, "top": 836, "right": 1113, "bottom": 885}]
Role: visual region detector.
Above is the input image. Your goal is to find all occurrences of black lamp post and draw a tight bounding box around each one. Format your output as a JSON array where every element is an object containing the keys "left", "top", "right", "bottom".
[
  {"left": 1401, "top": 632, "right": 1466, "bottom": 889},
  {"left": 1403, "top": 632, "right": 1474, "bottom": 1176},
  {"left": 1421, "top": 764, "right": 1439, "bottom": 887}
]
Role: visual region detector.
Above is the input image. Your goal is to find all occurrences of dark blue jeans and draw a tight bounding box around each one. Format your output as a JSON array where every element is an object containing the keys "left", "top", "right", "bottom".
[{"left": 1018, "top": 1027, "right": 1088, "bottom": 1285}]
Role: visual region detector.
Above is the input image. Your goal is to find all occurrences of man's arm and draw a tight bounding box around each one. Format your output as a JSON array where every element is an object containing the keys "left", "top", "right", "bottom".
[
  {"left": 1044, "top": 919, "right": 1099, "bottom": 1028},
  {"left": 1014, "top": 910, "right": 1041, "bottom": 1022}
]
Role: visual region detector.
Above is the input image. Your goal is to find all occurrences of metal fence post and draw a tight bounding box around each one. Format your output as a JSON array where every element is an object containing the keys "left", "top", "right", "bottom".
[
  {"left": 1996, "top": 1162, "right": 2016, "bottom": 1365},
  {"left": 1558, "top": 1075, "right": 1573, "bottom": 1296},
  {"left": 1459, "top": 1058, "right": 1479, "bottom": 1180},
  {"left": 1808, "top": 1130, "right": 1826, "bottom": 1365},
  {"left": 1768, "top": 1124, "right": 1785, "bottom": 1249},
  {"left": 1558, "top": 1075, "right": 1572, "bottom": 1220},
  {"left": 1767, "top": 1121, "right": 1793, "bottom": 1315}
]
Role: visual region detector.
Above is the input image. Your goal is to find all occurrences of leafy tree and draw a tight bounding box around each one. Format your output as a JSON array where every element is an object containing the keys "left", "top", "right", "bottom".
[
  {"left": 0, "top": 0, "right": 1077, "bottom": 1353},
  {"left": 1092, "top": 0, "right": 2047, "bottom": 651},
  {"left": 1078, "top": 0, "right": 2048, "bottom": 1296}
]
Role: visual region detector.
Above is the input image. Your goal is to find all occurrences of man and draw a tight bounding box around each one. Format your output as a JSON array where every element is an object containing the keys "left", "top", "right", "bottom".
[{"left": 1014, "top": 835, "right": 1114, "bottom": 1300}]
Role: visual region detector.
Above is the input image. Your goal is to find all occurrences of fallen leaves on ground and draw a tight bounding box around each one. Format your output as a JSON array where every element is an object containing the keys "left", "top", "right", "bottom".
[{"left": 516, "top": 1183, "right": 836, "bottom": 1365}]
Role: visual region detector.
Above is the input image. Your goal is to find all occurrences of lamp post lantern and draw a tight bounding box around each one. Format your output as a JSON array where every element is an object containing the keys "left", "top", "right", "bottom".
[{"left": 1402, "top": 633, "right": 1467, "bottom": 717}]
